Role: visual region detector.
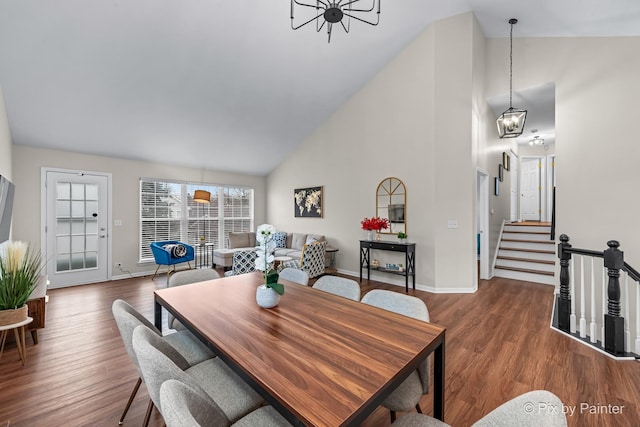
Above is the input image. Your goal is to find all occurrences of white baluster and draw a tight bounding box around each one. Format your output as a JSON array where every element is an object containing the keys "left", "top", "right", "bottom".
[
  {"left": 635, "top": 276, "right": 640, "bottom": 355},
  {"left": 570, "top": 257, "right": 576, "bottom": 333},
  {"left": 601, "top": 265, "right": 606, "bottom": 348},
  {"left": 624, "top": 272, "right": 630, "bottom": 353},
  {"left": 579, "top": 256, "right": 587, "bottom": 338},
  {"left": 590, "top": 257, "right": 597, "bottom": 343}
]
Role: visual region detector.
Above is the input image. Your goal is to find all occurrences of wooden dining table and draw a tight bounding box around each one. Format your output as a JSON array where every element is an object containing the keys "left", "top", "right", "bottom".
[{"left": 154, "top": 272, "right": 446, "bottom": 427}]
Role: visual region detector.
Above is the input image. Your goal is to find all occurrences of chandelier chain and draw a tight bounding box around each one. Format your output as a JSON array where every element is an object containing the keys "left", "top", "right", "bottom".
[{"left": 509, "top": 20, "right": 514, "bottom": 108}]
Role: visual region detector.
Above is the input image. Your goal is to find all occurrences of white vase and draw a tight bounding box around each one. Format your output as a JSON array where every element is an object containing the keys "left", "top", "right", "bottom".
[
  {"left": 367, "top": 230, "right": 374, "bottom": 241},
  {"left": 256, "top": 284, "right": 281, "bottom": 309}
]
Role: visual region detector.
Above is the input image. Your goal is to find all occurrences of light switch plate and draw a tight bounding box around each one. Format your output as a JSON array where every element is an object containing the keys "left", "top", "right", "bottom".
[{"left": 447, "top": 220, "right": 458, "bottom": 229}]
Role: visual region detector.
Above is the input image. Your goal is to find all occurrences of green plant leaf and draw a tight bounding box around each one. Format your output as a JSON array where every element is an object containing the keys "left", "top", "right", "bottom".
[
  {"left": 265, "top": 270, "right": 279, "bottom": 285},
  {"left": 268, "top": 281, "right": 285, "bottom": 296}
]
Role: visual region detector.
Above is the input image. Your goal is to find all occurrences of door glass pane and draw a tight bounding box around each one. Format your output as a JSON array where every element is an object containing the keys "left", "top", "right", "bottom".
[
  {"left": 56, "top": 200, "right": 70, "bottom": 217},
  {"left": 71, "top": 218, "right": 84, "bottom": 234},
  {"left": 56, "top": 236, "right": 70, "bottom": 253},
  {"left": 86, "top": 219, "right": 98, "bottom": 234},
  {"left": 56, "top": 219, "right": 71, "bottom": 235},
  {"left": 85, "top": 184, "right": 98, "bottom": 200},
  {"left": 55, "top": 181, "right": 101, "bottom": 273},
  {"left": 57, "top": 255, "right": 70, "bottom": 271},
  {"left": 86, "top": 201, "right": 98, "bottom": 217},
  {"left": 71, "top": 183, "right": 84, "bottom": 200},
  {"left": 71, "top": 235, "right": 85, "bottom": 252},
  {"left": 85, "top": 252, "right": 97, "bottom": 268},
  {"left": 71, "top": 253, "right": 84, "bottom": 270},
  {"left": 72, "top": 201, "right": 84, "bottom": 218}
]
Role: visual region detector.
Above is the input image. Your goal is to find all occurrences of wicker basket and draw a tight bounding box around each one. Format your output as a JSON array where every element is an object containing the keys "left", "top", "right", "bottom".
[{"left": 0, "top": 305, "right": 28, "bottom": 326}]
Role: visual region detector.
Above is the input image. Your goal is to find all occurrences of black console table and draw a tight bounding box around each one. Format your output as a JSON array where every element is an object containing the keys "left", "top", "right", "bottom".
[{"left": 359, "top": 240, "right": 416, "bottom": 292}]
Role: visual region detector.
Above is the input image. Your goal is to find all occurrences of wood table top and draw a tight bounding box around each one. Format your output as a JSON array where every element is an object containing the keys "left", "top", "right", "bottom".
[{"left": 155, "top": 272, "right": 445, "bottom": 426}]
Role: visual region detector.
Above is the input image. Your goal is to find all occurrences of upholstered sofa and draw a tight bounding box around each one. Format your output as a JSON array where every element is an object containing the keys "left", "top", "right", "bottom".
[{"left": 213, "top": 231, "right": 335, "bottom": 269}]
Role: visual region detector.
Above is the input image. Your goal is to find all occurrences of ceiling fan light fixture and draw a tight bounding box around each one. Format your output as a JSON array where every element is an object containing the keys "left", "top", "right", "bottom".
[
  {"left": 497, "top": 18, "right": 527, "bottom": 138},
  {"left": 291, "top": 0, "right": 381, "bottom": 43}
]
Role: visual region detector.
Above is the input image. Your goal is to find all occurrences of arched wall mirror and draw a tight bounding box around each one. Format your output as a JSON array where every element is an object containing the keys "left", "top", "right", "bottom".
[{"left": 376, "top": 177, "right": 406, "bottom": 235}]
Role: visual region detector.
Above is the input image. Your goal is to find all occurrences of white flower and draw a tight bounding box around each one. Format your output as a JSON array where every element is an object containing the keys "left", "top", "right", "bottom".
[
  {"left": 255, "top": 224, "right": 277, "bottom": 273},
  {"left": 256, "top": 224, "right": 276, "bottom": 244},
  {"left": 0, "top": 241, "right": 28, "bottom": 273}
]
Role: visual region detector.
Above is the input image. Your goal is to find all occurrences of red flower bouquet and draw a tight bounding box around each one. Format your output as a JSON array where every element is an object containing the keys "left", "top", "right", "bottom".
[{"left": 361, "top": 217, "right": 390, "bottom": 231}]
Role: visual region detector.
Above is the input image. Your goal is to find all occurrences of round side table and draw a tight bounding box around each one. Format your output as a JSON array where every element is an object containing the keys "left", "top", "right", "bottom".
[
  {"left": 274, "top": 256, "right": 293, "bottom": 269},
  {"left": 0, "top": 317, "right": 34, "bottom": 366}
]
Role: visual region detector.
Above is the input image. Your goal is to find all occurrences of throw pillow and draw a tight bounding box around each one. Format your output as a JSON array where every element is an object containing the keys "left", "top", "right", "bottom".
[
  {"left": 273, "top": 232, "right": 287, "bottom": 248},
  {"left": 305, "top": 235, "right": 318, "bottom": 245}
]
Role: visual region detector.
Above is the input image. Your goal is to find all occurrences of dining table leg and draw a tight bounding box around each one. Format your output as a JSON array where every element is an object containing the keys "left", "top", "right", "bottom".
[
  {"left": 433, "top": 339, "right": 446, "bottom": 421},
  {"left": 154, "top": 298, "right": 162, "bottom": 332}
]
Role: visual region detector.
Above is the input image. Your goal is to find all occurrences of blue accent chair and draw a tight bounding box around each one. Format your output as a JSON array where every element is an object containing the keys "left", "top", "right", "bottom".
[{"left": 150, "top": 241, "right": 195, "bottom": 280}]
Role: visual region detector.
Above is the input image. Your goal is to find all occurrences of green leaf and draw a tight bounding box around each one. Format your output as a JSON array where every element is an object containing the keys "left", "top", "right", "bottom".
[
  {"left": 268, "top": 281, "right": 285, "bottom": 296},
  {"left": 265, "top": 270, "right": 279, "bottom": 285}
]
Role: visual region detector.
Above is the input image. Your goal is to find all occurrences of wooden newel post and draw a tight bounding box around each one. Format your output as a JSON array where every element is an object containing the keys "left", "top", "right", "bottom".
[
  {"left": 557, "top": 234, "right": 572, "bottom": 332},
  {"left": 604, "top": 240, "right": 625, "bottom": 355}
]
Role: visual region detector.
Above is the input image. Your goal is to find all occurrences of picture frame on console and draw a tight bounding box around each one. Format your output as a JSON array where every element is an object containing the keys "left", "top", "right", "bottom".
[{"left": 294, "top": 186, "right": 323, "bottom": 218}]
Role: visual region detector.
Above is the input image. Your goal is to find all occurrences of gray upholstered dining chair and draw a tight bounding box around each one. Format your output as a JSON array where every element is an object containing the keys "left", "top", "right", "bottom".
[
  {"left": 360, "top": 289, "right": 430, "bottom": 422},
  {"left": 390, "top": 390, "right": 567, "bottom": 427},
  {"left": 111, "top": 299, "right": 214, "bottom": 426},
  {"left": 312, "top": 275, "right": 361, "bottom": 300},
  {"left": 167, "top": 269, "right": 220, "bottom": 330},
  {"left": 160, "top": 379, "right": 293, "bottom": 427},
  {"left": 132, "top": 325, "right": 264, "bottom": 424},
  {"left": 278, "top": 267, "right": 310, "bottom": 286}
]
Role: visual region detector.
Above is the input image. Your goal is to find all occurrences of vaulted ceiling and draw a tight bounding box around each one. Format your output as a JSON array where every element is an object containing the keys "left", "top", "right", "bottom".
[{"left": 1, "top": 1, "right": 639, "bottom": 175}]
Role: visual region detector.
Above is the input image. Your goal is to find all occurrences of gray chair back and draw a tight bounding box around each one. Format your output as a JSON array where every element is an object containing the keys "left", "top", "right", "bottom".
[
  {"left": 168, "top": 269, "right": 220, "bottom": 329},
  {"left": 160, "top": 379, "right": 230, "bottom": 427},
  {"left": 361, "top": 290, "right": 430, "bottom": 394},
  {"left": 112, "top": 299, "right": 161, "bottom": 374},
  {"left": 278, "top": 267, "right": 310, "bottom": 286},
  {"left": 312, "top": 275, "right": 361, "bottom": 301},
  {"left": 131, "top": 325, "right": 199, "bottom": 415}
]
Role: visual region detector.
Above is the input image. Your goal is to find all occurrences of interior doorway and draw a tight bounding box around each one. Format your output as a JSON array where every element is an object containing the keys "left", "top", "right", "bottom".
[
  {"left": 476, "top": 169, "right": 489, "bottom": 281},
  {"left": 520, "top": 157, "right": 542, "bottom": 221}
]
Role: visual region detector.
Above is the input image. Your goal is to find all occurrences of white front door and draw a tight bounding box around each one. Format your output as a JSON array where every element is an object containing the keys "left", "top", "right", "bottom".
[
  {"left": 43, "top": 169, "right": 111, "bottom": 288},
  {"left": 520, "top": 158, "right": 541, "bottom": 221}
]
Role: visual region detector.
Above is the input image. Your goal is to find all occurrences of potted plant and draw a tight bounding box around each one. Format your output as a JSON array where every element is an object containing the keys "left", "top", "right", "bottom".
[
  {"left": 361, "top": 217, "right": 390, "bottom": 241},
  {"left": 254, "top": 224, "right": 285, "bottom": 308},
  {"left": 0, "top": 241, "right": 43, "bottom": 326},
  {"left": 397, "top": 232, "right": 407, "bottom": 243}
]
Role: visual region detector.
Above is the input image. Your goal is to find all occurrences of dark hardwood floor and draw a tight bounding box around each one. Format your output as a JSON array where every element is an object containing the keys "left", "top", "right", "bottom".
[{"left": 0, "top": 272, "right": 638, "bottom": 427}]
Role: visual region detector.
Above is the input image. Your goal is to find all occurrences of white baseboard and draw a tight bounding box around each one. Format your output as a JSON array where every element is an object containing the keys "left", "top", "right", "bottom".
[{"left": 337, "top": 269, "right": 477, "bottom": 294}]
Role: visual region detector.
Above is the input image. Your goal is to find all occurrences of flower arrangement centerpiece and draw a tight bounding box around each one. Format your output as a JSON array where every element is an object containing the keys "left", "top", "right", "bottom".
[
  {"left": 361, "top": 217, "right": 390, "bottom": 240},
  {"left": 254, "top": 225, "right": 284, "bottom": 307},
  {"left": 0, "top": 241, "right": 43, "bottom": 325}
]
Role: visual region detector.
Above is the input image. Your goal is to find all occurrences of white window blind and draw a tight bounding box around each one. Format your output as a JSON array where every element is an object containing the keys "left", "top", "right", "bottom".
[{"left": 140, "top": 179, "right": 254, "bottom": 262}]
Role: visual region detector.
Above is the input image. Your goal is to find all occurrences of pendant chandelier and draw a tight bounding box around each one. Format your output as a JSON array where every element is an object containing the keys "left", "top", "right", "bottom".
[
  {"left": 496, "top": 18, "right": 527, "bottom": 138},
  {"left": 291, "top": 0, "right": 381, "bottom": 43}
]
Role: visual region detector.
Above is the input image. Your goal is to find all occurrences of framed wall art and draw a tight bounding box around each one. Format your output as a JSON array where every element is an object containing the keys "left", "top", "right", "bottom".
[
  {"left": 294, "top": 186, "right": 323, "bottom": 218},
  {"left": 502, "top": 152, "right": 510, "bottom": 171},
  {"left": 494, "top": 177, "right": 499, "bottom": 196},
  {"left": 499, "top": 164, "right": 504, "bottom": 182}
]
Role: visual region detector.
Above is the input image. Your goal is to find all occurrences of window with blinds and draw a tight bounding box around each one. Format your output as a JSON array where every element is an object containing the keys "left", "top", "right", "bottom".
[{"left": 140, "top": 179, "right": 254, "bottom": 262}]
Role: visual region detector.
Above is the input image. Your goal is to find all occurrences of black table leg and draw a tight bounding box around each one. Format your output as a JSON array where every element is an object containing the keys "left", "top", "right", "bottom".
[{"left": 154, "top": 298, "right": 162, "bottom": 332}]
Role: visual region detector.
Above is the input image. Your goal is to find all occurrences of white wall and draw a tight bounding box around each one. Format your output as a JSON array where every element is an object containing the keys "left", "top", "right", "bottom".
[
  {"left": 486, "top": 36, "right": 640, "bottom": 266},
  {"left": 0, "top": 85, "right": 11, "bottom": 180},
  {"left": 11, "top": 145, "right": 267, "bottom": 276},
  {"left": 267, "top": 13, "right": 481, "bottom": 292}
]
